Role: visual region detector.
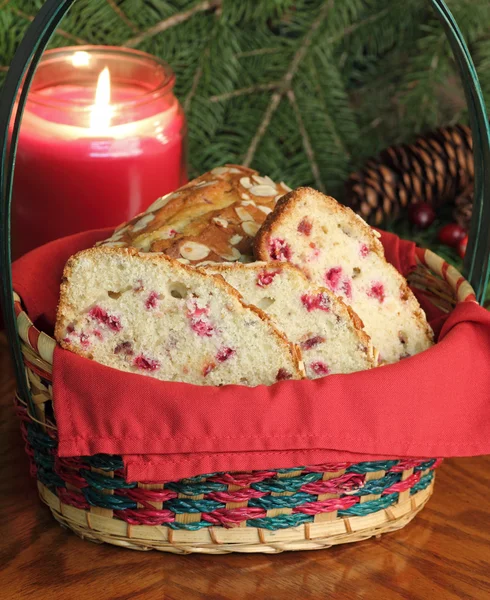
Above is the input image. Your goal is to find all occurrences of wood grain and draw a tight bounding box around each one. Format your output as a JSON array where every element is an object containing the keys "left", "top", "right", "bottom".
[{"left": 1, "top": 332, "right": 489, "bottom": 600}]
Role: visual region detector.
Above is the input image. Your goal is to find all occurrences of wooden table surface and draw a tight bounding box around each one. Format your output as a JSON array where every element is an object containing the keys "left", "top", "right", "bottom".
[{"left": 1, "top": 333, "right": 489, "bottom": 600}]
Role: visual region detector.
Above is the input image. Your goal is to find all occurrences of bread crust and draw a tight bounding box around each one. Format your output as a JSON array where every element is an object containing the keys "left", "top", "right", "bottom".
[{"left": 55, "top": 246, "right": 305, "bottom": 379}]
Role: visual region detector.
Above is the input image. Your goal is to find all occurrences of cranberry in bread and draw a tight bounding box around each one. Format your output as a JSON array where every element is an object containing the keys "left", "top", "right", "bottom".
[
  {"left": 55, "top": 248, "right": 305, "bottom": 386},
  {"left": 254, "top": 188, "right": 434, "bottom": 364},
  {"left": 202, "top": 262, "right": 377, "bottom": 378}
]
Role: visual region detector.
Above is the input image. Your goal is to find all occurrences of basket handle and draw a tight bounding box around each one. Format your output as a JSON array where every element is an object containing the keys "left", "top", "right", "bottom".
[{"left": 0, "top": 0, "right": 489, "bottom": 415}]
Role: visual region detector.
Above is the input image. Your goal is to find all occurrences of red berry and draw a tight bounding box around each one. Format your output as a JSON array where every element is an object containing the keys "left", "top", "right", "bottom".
[
  {"left": 134, "top": 355, "right": 160, "bottom": 371},
  {"left": 89, "top": 306, "right": 122, "bottom": 332},
  {"left": 457, "top": 235, "right": 468, "bottom": 259},
  {"left": 325, "top": 267, "right": 343, "bottom": 291},
  {"left": 216, "top": 347, "right": 235, "bottom": 362},
  {"left": 408, "top": 203, "right": 435, "bottom": 229},
  {"left": 297, "top": 217, "right": 312, "bottom": 236},
  {"left": 145, "top": 291, "right": 159, "bottom": 310},
  {"left": 268, "top": 238, "right": 292, "bottom": 261},
  {"left": 367, "top": 282, "right": 385, "bottom": 303},
  {"left": 256, "top": 270, "right": 280, "bottom": 287},
  {"left": 310, "top": 361, "right": 330, "bottom": 376},
  {"left": 301, "top": 336, "right": 326, "bottom": 350},
  {"left": 360, "top": 243, "right": 370, "bottom": 258},
  {"left": 301, "top": 292, "right": 331, "bottom": 312},
  {"left": 276, "top": 368, "right": 293, "bottom": 381},
  {"left": 437, "top": 223, "right": 466, "bottom": 248}
]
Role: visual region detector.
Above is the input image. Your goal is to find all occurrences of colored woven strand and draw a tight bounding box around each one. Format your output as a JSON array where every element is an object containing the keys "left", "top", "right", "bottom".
[{"left": 252, "top": 472, "right": 323, "bottom": 493}]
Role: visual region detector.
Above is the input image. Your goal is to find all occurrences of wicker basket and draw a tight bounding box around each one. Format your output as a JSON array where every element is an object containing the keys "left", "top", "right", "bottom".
[
  {"left": 1, "top": 0, "right": 490, "bottom": 555},
  {"left": 9, "top": 248, "right": 473, "bottom": 554}
]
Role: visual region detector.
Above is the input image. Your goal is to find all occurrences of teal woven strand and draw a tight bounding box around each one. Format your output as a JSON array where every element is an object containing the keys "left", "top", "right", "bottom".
[
  {"left": 85, "top": 454, "right": 124, "bottom": 471},
  {"left": 338, "top": 493, "right": 398, "bottom": 516},
  {"left": 247, "top": 513, "right": 313, "bottom": 530},
  {"left": 410, "top": 471, "right": 435, "bottom": 494},
  {"left": 414, "top": 459, "right": 437, "bottom": 472},
  {"left": 249, "top": 492, "right": 314, "bottom": 510},
  {"left": 83, "top": 488, "right": 137, "bottom": 510},
  {"left": 275, "top": 467, "right": 306, "bottom": 474},
  {"left": 27, "top": 426, "right": 57, "bottom": 449},
  {"left": 347, "top": 460, "right": 398, "bottom": 474},
  {"left": 80, "top": 469, "right": 136, "bottom": 490},
  {"left": 252, "top": 472, "right": 322, "bottom": 493},
  {"left": 165, "top": 481, "right": 227, "bottom": 495},
  {"left": 163, "top": 498, "right": 224, "bottom": 514},
  {"left": 36, "top": 466, "right": 65, "bottom": 490},
  {"left": 179, "top": 472, "right": 220, "bottom": 482},
  {"left": 33, "top": 449, "right": 55, "bottom": 471},
  {"left": 352, "top": 472, "right": 401, "bottom": 496},
  {"left": 167, "top": 520, "right": 213, "bottom": 530}
]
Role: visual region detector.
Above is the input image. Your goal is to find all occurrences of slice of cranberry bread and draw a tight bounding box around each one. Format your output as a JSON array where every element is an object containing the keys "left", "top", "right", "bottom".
[
  {"left": 55, "top": 247, "right": 305, "bottom": 386},
  {"left": 98, "top": 165, "right": 291, "bottom": 265},
  {"left": 202, "top": 262, "right": 377, "bottom": 378},
  {"left": 254, "top": 188, "right": 434, "bottom": 364}
]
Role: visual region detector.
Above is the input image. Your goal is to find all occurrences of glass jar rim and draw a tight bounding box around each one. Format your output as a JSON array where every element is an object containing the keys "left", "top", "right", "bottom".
[{"left": 25, "top": 45, "right": 176, "bottom": 113}]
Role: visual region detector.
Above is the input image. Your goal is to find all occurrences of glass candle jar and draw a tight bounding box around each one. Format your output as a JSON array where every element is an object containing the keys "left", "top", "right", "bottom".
[{"left": 11, "top": 46, "right": 187, "bottom": 259}]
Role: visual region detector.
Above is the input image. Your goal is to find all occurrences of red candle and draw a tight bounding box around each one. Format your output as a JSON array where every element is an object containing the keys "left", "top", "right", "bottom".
[{"left": 11, "top": 46, "right": 187, "bottom": 259}]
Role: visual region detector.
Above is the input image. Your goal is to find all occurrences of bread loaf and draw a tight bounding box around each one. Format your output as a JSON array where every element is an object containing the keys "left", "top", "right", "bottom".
[
  {"left": 254, "top": 187, "right": 434, "bottom": 364},
  {"left": 55, "top": 247, "right": 305, "bottom": 386},
  {"left": 98, "top": 165, "right": 291, "bottom": 265}
]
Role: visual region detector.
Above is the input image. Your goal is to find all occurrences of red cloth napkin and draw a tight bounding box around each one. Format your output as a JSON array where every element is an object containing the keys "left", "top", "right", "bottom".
[{"left": 11, "top": 229, "right": 490, "bottom": 482}]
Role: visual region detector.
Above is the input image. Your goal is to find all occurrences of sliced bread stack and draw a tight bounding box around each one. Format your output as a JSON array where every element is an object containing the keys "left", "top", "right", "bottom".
[
  {"left": 203, "top": 262, "right": 376, "bottom": 378},
  {"left": 55, "top": 248, "right": 305, "bottom": 387},
  {"left": 56, "top": 168, "right": 434, "bottom": 386},
  {"left": 254, "top": 187, "right": 434, "bottom": 364}
]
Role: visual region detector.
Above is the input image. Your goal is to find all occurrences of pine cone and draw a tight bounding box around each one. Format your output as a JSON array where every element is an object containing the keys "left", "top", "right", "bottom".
[
  {"left": 345, "top": 125, "right": 474, "bottom": 226},
  {"left": 453, "top": 183, "right": 474, "bottom": 229}
]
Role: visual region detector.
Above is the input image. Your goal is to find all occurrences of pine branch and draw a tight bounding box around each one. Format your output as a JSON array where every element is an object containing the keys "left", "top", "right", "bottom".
[
  {"left": 243, "top": 0, "right": 333, "bottom": 167},
  {"left": 210, "top": 82, "right": 281, "bottom": 103},
  {"left": 183, "top": 49, "right": 208, "bottom": 113},
  {"left": 242, "top": 91, "right": 282, "bottom": 167},
  {"left": 123, "top": 0, "right": 222, "bottom": 48},
  {"left": 105, "top": 0, "right": 139, "bottom": 34},
  {"left": 236, "top": 48, "right": 281, "bottom": 58},
  {"left": 287, "top": 89, "right": 325, "bottom": 192},
  {"left": 6, "top": 6, "right": 88, "bottom": 44}
]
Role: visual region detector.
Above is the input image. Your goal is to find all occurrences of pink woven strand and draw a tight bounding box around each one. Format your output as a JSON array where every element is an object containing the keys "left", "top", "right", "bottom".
[
  {"left": 55, "top": 464, "right": 88, "bottom": 489},
  {"left": 56, "top": 456, "right": 87, "bottom": 470},
  {"left": 303, "top": 462, "right": 352, "bottom": 473},
  {"left": 207, "top": 488, "right": 266, "bottom": 503},
  {"left": 389, "top": 459, "right": 426, "bottom": 472},
  {"left": 57, "top": 487, "right": 90, "bottom": 510},
  {"left": 118, "top": 487, "right": 178, "bottom": 507},
  {"left": 301, "top": 472, "right": 365, "bottom": 495},
  {"left": 208, "top": 471, "right": 276, "bottom": 487},
  {"left": 383, "top": 472, "right": 421, "bottom": 494},
  {"left": 202, "top": 507, "right": 267, "bottom": 527},
  {"left": 113, "top": 508, "right": 175, "bottom": 526},
  {"left": 293, "top": 495, "right": 359, "bottom": 515}
]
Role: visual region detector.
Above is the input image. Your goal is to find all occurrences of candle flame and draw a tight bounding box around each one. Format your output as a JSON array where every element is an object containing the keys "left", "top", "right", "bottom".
[{"left": 90, "top": 67, "right": 113, "bottom": 132}]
